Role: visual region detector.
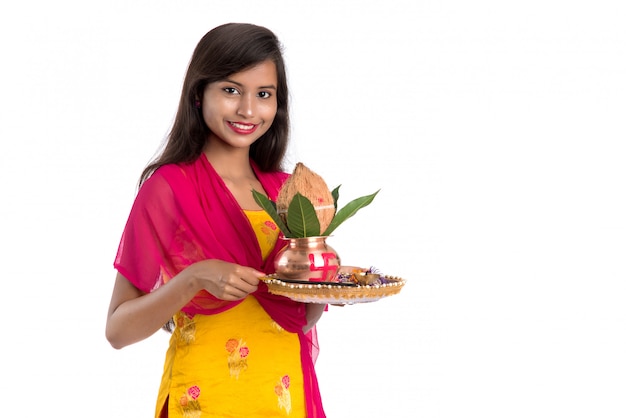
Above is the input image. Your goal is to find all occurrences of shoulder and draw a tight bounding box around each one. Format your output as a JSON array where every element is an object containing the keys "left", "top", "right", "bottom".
[
  {"left": 136, "top": 162, "right": 191, "bottom": 207},
  {"left": 144, "top": 159, "right": 201, "bottom": 191},
  {"left": 274, "top": 170, "right": 290, "bottom": 184},
  {"left": 255, "top": 168, "right": 289, "bottom": 198}
]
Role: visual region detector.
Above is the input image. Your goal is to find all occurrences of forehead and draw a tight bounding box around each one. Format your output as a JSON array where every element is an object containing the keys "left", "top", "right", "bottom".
[{"left": 225, "top": 60, "right": 278, "bottom": 86}]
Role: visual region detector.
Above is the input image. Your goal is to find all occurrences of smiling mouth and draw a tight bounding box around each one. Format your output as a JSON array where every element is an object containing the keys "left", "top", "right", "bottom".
[{"left": 229, "top": 121, "right": 256, "bottom": 131}]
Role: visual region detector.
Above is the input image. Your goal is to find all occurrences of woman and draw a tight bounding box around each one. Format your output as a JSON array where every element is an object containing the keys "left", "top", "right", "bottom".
[{"left": 106, "top": 23, "right": 327, "bottom": 417}]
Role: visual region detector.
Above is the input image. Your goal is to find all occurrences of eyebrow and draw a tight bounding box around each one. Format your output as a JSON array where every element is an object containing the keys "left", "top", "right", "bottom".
[{"left": 223, "top": 79, "right": 277, "bottom": 90}]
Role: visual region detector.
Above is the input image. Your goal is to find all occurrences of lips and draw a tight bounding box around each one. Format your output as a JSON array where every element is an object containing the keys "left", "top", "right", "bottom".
[{"left": 228, "top": 121, "right": 258, "bottom": 134}]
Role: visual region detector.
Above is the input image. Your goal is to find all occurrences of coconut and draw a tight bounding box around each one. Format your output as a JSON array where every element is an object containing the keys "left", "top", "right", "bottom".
[{"left": 277, "top": 163, "right": 335, "bottom": 233}]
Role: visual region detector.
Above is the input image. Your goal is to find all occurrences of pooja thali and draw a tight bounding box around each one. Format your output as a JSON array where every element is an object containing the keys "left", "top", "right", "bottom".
[{"left": 261, "top": 270, "right": 406, "bottom": 305}]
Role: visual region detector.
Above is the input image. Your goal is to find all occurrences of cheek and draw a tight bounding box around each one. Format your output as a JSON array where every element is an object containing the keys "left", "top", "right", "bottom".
[
  {"left": 201, "top": 102, "right": 222, "bottom": 126},
  {"left": 262, "top": 102, "right": 279, "bottom": 124},
  {"left": 201, "top": 108, "right": 213, "bottom": 128}
]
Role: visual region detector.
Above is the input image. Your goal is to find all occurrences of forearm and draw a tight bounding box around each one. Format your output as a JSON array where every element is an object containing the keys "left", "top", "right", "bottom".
[
  {"left": 303, "top": 303, "right": 326, "bottom": 334},
  {"left": 106, "top": 270, "right": 201, "bottom": 349},
  {"left": 106, "top": 259, "right": 264, "bottom": 349}
]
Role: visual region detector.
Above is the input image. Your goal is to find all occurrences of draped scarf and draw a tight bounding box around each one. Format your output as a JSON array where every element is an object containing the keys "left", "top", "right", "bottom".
[{"left": 114, "top": 153, "right": 325, "bottom": 417}]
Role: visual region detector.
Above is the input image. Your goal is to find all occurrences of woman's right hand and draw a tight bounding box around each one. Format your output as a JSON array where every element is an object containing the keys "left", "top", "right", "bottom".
[
  {"left": 188, "top": 259, "right": 265, "bottom": 301},
  {"left": 106, "top": 259, "right": 264, "bottom": 349}
]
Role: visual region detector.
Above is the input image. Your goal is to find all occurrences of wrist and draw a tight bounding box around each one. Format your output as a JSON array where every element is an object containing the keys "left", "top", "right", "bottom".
[{"left": 183, "top": 262, "right": 206, "bottom": 295}]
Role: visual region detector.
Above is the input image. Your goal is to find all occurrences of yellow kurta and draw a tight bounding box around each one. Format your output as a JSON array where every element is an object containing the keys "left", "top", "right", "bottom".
[{"left": 156, "top": 210, "right": 306, "bottom": 418}]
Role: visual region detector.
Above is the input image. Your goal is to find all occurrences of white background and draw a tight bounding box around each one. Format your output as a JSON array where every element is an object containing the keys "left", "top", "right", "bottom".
[{"left": 1, "top": 1, "right": 625, "bottom": 417}]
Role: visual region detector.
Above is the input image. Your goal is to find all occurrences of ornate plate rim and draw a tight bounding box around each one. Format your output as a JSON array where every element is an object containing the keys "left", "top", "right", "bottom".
[{"left": 261, "top": 274, "right": 406, "bottom": 305}]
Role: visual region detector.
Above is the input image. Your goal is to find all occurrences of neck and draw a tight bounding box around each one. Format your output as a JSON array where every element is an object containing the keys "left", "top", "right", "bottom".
[{"left": 203, "top": 147, "right": 254, "bottom": 181}]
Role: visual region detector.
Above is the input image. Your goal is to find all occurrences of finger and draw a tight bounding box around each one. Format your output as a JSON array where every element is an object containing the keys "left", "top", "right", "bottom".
[
  {"left": 238, "top": 274, "right": 262, "bottom": 286},
  {"left": 222, "top": 277, "right": 258, "bottom": 296},
  {"left": 238, "top": 268, "right": 265, "bottom": 286},
  {"left": 220, "top": 284, "right": 247, "bottom": 300},
  {"left": 234, "top": 278, "right": 258, "bottom": 294}
]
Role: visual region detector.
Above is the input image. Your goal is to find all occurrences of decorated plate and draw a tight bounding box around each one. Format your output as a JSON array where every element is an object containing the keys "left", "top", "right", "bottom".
[{"left": 261, "top": 274, "right": 406, "bottom": 305}]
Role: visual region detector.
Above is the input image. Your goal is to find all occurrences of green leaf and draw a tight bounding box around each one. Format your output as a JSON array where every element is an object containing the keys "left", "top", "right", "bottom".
[
  {"left": 286, "top": 193, "right": 321, "bottom": 237},
  {"left": 331, "top": 185, "right": 340, "bottom": 211},
  {"left": 322, "top": 189, "right": 380, "bottom": 236},
  {"left": 251, "top": 189, "right": 291, "bottom": 236}
]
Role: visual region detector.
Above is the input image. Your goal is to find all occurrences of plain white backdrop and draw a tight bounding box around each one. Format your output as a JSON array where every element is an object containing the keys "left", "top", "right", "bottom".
[{"left": 1, "top": 1, "right": 625, "bottom": 416}]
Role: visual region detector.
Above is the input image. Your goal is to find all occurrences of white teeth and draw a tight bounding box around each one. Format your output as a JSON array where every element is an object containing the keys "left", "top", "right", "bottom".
[{"left": 231, "top": 122, "right": 254, "bottom": 130}]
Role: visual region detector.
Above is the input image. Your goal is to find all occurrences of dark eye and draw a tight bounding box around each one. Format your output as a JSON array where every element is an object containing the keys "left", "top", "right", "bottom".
[
  {"left": 258, "top": 91, "right": 272, "bottom": 99},
  {"left": 224, "top": 87, "right": 239, "bottom": 95}
]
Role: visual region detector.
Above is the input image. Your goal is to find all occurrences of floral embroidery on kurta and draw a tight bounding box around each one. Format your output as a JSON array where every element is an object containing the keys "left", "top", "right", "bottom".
[
  {"left": 275, "top": 374, "right": 292, "bottom": 414},
  {"left": 179, "top": 385, "right": 201, "bottom": 418},
  {"left": 260, "top": 220, "right": 279, "bottom": 247},
  {"left": 176, "top": 312, "right": 196, "bottom": 344},
  {"left": 225, "top": 338, "right": 249, "bottom": 378}
]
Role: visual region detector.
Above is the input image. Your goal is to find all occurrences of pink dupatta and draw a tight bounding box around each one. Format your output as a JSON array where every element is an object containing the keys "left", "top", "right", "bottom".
[{"left": 114, "top": 154, "right": 325, "bottom": 417}]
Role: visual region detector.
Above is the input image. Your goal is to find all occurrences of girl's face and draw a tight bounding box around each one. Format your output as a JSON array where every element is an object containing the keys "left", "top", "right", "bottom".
[{"left": 202, "top": 60, "right": 278, "bottom": 149}]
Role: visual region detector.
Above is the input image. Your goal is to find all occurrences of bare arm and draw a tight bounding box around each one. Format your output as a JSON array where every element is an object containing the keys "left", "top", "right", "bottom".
[
  {"left": 105, "top": 259, "right": 265, "bottom": 349},
  {"left": 303, "top": 303, "right": 326, "bottom": 334}
]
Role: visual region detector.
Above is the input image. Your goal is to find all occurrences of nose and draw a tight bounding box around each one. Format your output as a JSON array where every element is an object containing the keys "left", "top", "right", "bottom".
[{"left": 236, "top": 94, "right": 255, "bottom": 118}]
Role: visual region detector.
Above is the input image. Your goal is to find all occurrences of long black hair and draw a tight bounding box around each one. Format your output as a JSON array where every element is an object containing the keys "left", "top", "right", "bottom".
[{"left": 139, "top": 23, "right": 290, "bottom": 187}]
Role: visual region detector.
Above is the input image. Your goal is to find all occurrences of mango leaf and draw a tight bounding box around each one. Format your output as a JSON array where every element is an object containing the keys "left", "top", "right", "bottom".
[
  {"left": 322, "top": 189, "right": 380, "bottom": 236},
  {"left": 331, "top": 185, "right": 340, "bottom": 210},
  {"left": 251, "top": 189, "right": 291, "bottom": 236},
  {"left": 286, "top": 193, "right": 321, "bottom": 237}
]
